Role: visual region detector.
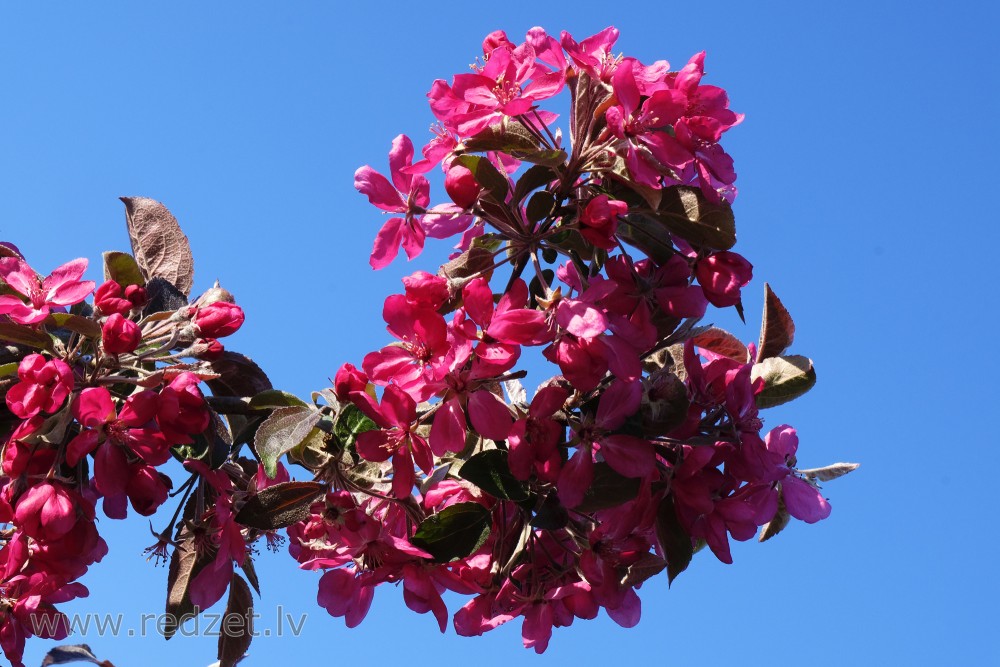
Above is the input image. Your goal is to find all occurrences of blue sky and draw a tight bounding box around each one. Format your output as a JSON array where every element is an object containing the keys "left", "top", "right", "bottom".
[{"left": 2, "top": 2, "right": 998, "bottom": 665}]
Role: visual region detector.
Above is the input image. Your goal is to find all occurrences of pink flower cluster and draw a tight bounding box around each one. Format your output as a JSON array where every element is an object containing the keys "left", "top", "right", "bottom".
[
  {"left": 0, "top": 250, "right": 249, "bottom": 666},
  {"left": 293, "top": 25, "right": 853, "bottom": 653}
]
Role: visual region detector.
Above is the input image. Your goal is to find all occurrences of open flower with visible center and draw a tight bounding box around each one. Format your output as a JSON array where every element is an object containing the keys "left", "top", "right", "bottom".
[{"left": 0, "top": 257, "right": 94, "bottom": 325}]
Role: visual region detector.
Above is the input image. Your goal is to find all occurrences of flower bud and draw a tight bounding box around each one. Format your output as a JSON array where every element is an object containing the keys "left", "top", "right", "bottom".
[
  {"left": 579, "top": 195, "right": 627, "bottom": 250},
  {"left": 157, "top": 372, "right": 210, "bottom": 444},
  {"left": 102, "top": 313, "right": 142, "bottom": 355},
  {"left": 695, "top": 251, "right": 753, "bottom": 307},
  {"left": 482, "top": 29, "right": 513, "bottom": 55},
  {"left": 124, "top": 284, "right": 148, "bottom": 308},
  {"left": 190, "top": 338, "right": 225, "bottom": 360},
  {"left": 15, "top": 481, "right": 80, "bottom": 541},
  {"left": 334, "top": 363, "right": 369, "bottom": 401},
  {"left": 5, "top": 354, "right": 73, "bottom": 418},
  {"left": 444, "top": 164, "right": 482, "bottom": 210},
  {"left": 94, "top": 280, "right": 133, "bottom": 316},
  {"left": 194, "top": 302, "right": 244, "bottom": 338}
]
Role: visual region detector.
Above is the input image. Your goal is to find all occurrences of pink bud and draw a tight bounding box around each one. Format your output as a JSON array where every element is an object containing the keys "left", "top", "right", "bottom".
[
  {"left": 15, "top": 481, "right": 79, "bottom": 541},
  {"left": 444, "top": 164, "right": 482, "bottom": 210},
  {"left": 194, "top": 301, "right": 244, "bottom": 338},
  {"left": 194, "top": 337, "right": 225, "bottom": 360},
  {"left": 579, "top": 195, "right": 627, "bottom": 250},
  {"left": 94, "top": 280, "right": 133, "bottom": 316},
  {"left": 482, "top": 29, "right": 513, "bottom": 55},
  {"left": 334, "top": 363, "right": 368, "bottom": 401},
  {"left": 102, "top": 313, "right": 142, "bottom": 354},
  {"left": 695, "top": 251, "right": 753, "bottom": 307},
  {"left": 124, "top": 284, "right": 148, "bottom": 308},
  {"left": 5, "top": 354, "right": 74, "bottom": 418}
]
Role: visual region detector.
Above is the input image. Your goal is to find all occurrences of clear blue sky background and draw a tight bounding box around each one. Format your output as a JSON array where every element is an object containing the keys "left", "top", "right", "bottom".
[{"left": 1, "top": 2, "right": 997, "bottom": 666}]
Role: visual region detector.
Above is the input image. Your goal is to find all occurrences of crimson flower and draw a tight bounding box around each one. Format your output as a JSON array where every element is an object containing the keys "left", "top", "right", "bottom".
[
  {"left": 355, "top": 134, "right": 471, "bottom": 269},
  {"left": 4, "top": 354, "right": 73, "bottom": 419},
  {"left": 351, "top": 384, "right": 431, "bottom": 499},
  {"left": 557, "top": 380, "right": 655, "bottom": 507}
]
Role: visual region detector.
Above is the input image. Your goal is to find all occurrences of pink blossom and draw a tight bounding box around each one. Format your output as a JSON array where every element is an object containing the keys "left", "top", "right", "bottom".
[
  {"left": 333, "top": 363, "right": 369, "bottom": 401},
  {"left": 560, "top": 27, "right": 621, "bottom": 81},
  {"left": 4, "top": 354, "right": 73, "bottom": 419},
  {"left": 605, "top": 60, "right": 689, "bottom": 188},
  {"left": 0, "top": 257, "right": 94, "bottom": 325},
  {"left": 558, "top": 380, "right": 655, "bottom": 507},
  {"left": 156, "top": 372, "right": 210, "bottom": 444},
  {"left": 446, "top": 42, "right": 564, "bottom": 135},
  {"left": 362, "top": 295, "right": 451, "bottom": 402},
  {"left": 14, "top": 482, "right": 83, "bottom": 542},
  {"left": 695, "top": 251, "right": 753, "bottom": 307},
  {"left": 579, "top": 195, "right": 627, "bottom": 250},
  {"left": 508, "top": 385, "right": 568, "bottom": 482},
  {"left": 355, "top": 134, "right": 471, "bottom": 269},
  {"left": 351, "top": 384, "right": 432, "bottom": 498},
  {"left": 444, "top": 163, "right": 482, "bottom": 209}
]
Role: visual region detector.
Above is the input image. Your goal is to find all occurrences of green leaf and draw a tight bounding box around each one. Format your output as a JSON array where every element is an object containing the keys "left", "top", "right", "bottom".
[
  {"left": 621, "top": 553, "right": 667, "bottom": 588},
  {"left": 253, "top": 406, "right": 322, "bottom": 478},
  {"left": 454, "top": 155, "right": 509, "bottom": 199},
  {"left": 0, "top": 362, "right": 17, "bottom": 377},
  {"left": 639, "top": 369, "right": 689, "bottom": 437},
  {"left": 618, "top": 185, "right": 736, "bottom": 256},
  {"left": 756, "top": 283, "right": 795, "bottom": 362},
  {"left": 458, "top": 449, "right": 529, "bottom": 502},
  {"left": 102, "top": 250, "right": 146, "bottom": 287},
  {"left": 655, "top": 495, "right": 693, "bottom": 586},
  {"left": 248, "top": 389, "right": 308, "bottom": 409},
  {"left": 410, "top": 502, "right": 492, "bottom": 562},
  {"left": 0, "top": 322, "right": 53, "bottom": 350},
  {"left": 120, "top": 196, "right": 195, "bottom": 296},
  {"left": 174, "top": 408, "right": 231, "bottom": 468},
  {"left": 334, "top": 403, "right": 378, "bottom": 449},
  {"left": 235, "top": 481, "right": 325, "bottom": 530},
  {"left": 751, "top": 355, "right": 817, "bottom": 409},
  {"left": 46, "top": 313, "right": 102, "bottom": 339},
  {"left": 529, "top": 492, "right": 568, "bottom": 530},
  {"left": 575, "top": 462, "right": 640, "bottom": 512}
]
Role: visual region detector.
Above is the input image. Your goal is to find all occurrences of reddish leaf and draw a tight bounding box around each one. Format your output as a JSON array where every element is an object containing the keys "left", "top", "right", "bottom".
[
  {"left": 692, "top": 327, "right": 749, "bottom": 363},
  {"left": 756, "top": 283, "right": 795, "bottom": 361},
  {"left": 235, "top": 481, "right": 325, "bottom": 530},
  {"left": 655, "top": 495, "right": 693, "bottom": 586},
  {"left": 207, "top": 352, "right": 273, "bottom": 398},
  {"left": 164, "top": 534, "right": 211, "bottom": 639},
  {"left": 120, "top": 197, "right": 195, "bottom": 296},
  {"left": 138, "top": 363, "right": 221, "bottom": 388},
  {"left": 217, "top": 574, "right": 253, "bottom": 667}
]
